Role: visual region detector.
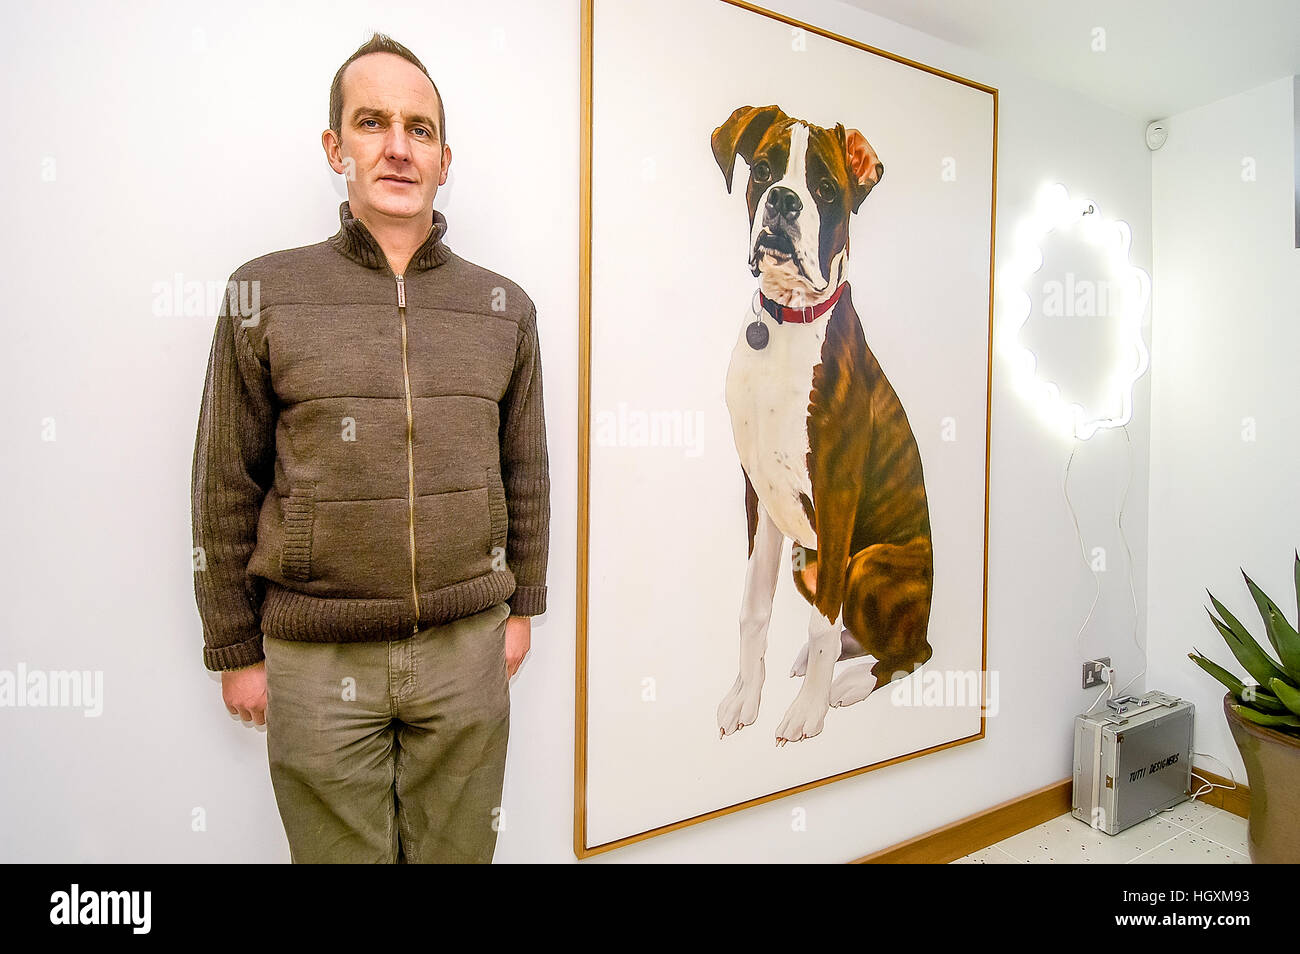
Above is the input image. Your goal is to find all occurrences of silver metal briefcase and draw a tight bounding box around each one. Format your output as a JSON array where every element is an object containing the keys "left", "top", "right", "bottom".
[{"left": 1072, "top": 690, "right": 1194, "bottom": 835}]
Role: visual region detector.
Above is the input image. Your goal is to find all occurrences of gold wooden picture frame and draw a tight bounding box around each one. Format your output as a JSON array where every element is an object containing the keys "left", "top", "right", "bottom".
[{"left": 576, "top": 0, "right": 998, "bottom": 857}]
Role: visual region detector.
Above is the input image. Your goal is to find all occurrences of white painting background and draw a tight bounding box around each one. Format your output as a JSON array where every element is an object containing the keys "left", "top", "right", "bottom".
[{"left": 586, "top": 0, "right": 994, "bottom": 848}]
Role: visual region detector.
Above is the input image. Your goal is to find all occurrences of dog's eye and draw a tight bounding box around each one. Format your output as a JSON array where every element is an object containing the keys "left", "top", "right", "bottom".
[
  {"left": 815, "top": 179, "right": 838, "bottom": 203},
  {"left": 752, "top": 160, "right": 771, "bottom": 184}
]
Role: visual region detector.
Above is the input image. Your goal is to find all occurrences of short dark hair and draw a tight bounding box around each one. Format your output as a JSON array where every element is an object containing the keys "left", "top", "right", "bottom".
[{"left": 329, "top": 32, "right": 445, "bottom": 146}]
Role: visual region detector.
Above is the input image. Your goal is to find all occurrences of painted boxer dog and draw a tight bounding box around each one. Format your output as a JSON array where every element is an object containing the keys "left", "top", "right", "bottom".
[{"left": 712, "top": 105, "right": 934, "bottom": 745}]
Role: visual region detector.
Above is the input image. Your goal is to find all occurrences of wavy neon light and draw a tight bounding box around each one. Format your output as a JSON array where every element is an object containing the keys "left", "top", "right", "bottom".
[{"left": 999, "top": 182, "right": 1151, "bottom": 441}]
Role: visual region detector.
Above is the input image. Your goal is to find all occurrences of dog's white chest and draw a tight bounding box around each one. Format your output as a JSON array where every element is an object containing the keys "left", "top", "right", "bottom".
[{"left": 725, "top": 308, "right": 826, "bottom": 547}]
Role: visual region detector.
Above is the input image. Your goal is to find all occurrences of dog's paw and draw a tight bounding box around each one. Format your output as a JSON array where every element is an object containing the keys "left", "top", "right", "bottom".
[
  {"left": 717, "top": 673, "right": 763, "bottom": 737},
  {"left": 774, "top": 687, "right": 829, "bottom": 746},
  {"left": 829, "top": 664, "right": 878, "bottom": 707}
]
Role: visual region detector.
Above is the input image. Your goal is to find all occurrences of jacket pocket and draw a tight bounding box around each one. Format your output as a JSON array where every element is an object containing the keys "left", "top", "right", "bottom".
[
  {"left": 415, "top": 488, "right": 493, "bottom": 587},
  {"left": 487, "top": 467, "right": 508, "bottom": 552},
  {"left": 280, "top": 483, "right": 315, "bottom": 582}
]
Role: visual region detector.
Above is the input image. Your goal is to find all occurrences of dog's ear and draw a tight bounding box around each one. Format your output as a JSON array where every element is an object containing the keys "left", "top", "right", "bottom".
[
  {"left": 839, "top": 125, "right": 884, "bottom": 212},
  {"left": 711, "top": 105, "right": 788, "bottom": 193}
]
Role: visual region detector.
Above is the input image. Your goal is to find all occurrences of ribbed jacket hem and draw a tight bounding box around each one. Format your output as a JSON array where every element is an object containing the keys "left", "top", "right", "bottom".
[
  {"left": 259, "top": 570, "right": 518, "bottom": 643},
  {"left": 506, "top": 585, "right": 547, "bottom": 616},
  {"left": 203, "top": 633, "right": 266, "bottom": 672}
]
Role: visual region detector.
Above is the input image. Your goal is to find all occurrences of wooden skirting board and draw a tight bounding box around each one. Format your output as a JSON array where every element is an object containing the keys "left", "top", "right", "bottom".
[{"left": 853, "top": 764, "right": 1248, "bottom": 864}]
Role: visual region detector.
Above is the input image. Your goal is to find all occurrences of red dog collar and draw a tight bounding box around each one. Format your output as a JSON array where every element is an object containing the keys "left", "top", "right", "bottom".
[{"left": 758, "top": 283, "right": 846, "bottom": 324}]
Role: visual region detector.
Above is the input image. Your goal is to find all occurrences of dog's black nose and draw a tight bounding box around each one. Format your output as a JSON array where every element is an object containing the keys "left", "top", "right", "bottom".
[{"left": 765, "top": 186, "right": 802, "bottom": 220}]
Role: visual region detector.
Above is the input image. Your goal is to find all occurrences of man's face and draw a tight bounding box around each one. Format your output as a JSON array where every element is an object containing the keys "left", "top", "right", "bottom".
[{"left": 325, "top": 52, "right": 451, "bottom": 223}]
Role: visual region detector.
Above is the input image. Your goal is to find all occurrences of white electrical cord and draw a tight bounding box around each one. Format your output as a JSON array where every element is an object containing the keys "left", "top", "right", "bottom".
[
  {"left": 1082, "top": 672, "right": 1115, "bottom": 714},
  {"left": 1113, "top": 424, "right": 1146, "bottom": 694},
  {"left": 1064, "top": 442, "right": 1101, "bottom": 645},
  {"left": 1188, "top": 752, "right": 1238, "bottom": 801},
  {"left": 1153, "top": 755, "right": 1237, "bottom": 817},
  {"left": 1065, "top": 424, "right": 1145, "bottom": 698}
]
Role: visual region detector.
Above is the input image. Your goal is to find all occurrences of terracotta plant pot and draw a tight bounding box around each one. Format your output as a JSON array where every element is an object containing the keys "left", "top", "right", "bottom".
[{"left": 1223, "top": 692, "right": 1300, "bottom": 863}]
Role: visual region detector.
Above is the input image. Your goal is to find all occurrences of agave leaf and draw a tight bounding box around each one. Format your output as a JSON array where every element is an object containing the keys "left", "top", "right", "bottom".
[
  {"left": 1294, "top": 549, "right": 1300, "bottom": 633},
  {"left": 1206, "top": 595, "right": 1291, "bottom": 688},
  {"left": 1268, "top": 678, "right": 1300, "bottom": 718},
  {"left": 1189, "top": 651, "right": 1244, "bottom": 694},
  {"left": 1189, "top": 651, "right": 1290, "bottom": 713},
  {"left": 1243, "top": 572, "right": 1300, "bottom": 680},
  {"left": 1239, "top": 687, "right": 1290, "bottom": 714},
  {"left": 1230, "top": 704, "right": 1300, "bottom": 729}
]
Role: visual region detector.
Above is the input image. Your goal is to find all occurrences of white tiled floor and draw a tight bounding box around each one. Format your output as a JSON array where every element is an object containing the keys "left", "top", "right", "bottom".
[{"left": 951, "top": 798, "right": 1251, "bottom": 864}]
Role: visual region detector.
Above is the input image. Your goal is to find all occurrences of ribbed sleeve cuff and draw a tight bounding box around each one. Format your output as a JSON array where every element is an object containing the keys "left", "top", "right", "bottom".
[
  {"left": 507, "top": 585, "right": 547, "bottom": 617},
  {"left": 203, "top": 632, "right": 265, "bottom": 672}
]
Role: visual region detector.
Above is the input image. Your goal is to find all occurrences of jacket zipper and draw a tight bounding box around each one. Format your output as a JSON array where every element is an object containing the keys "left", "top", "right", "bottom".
[{"left": 396, "top": 274, "right": 421, "bottom": 637}]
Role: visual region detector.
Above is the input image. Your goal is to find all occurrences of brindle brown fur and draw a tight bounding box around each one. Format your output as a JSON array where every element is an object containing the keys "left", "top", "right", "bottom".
[
  {"left": 719, "top": 105, "right": 935, "bottom": 687},
  {"left": 748, "top": 284, "right": 936, "bottom": 684},
  {"left": 800, "top": 283, "right": 933, "bottom": 683}
]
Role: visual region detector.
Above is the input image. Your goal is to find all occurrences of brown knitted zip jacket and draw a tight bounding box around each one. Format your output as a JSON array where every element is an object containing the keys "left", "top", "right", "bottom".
[{"left": 190, "top": 201, "right": 550, "bottom": 672}]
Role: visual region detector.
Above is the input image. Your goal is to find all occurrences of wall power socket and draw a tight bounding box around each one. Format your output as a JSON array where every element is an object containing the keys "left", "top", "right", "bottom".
[{"left": 1082, "top": 657, "right": 1111, "bottom": 689}]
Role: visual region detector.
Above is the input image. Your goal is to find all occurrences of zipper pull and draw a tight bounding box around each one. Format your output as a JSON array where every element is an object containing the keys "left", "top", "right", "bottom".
[{"left": 396, "top": 274, "right": 406, "bottom": 308}]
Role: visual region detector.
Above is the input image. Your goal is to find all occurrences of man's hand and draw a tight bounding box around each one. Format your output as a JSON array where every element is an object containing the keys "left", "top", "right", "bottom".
[
  {"left": 505, "top": 615, "right": 531, "bottom": 678},
  {"left": 222, "top": 661, "right": 268, "bottom": 726}
]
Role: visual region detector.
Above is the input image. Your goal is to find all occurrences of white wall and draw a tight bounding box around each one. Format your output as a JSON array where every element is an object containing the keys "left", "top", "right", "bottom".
[
  {"left": 1147, "top": 74, "right": 1300, "bottom": 786},
  {"left": 0, "top": 0, "right": 1155, "bottom": 862}
]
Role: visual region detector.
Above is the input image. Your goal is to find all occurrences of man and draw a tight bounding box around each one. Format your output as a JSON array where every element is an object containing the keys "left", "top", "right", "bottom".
[{"left": 190, "top": 32, "right": 550, "bottom": 863}]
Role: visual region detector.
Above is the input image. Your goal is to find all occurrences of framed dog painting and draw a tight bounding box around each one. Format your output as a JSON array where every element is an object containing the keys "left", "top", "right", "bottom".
[{"left": 577, "top": 0, "right": 996, "bottom": 856}]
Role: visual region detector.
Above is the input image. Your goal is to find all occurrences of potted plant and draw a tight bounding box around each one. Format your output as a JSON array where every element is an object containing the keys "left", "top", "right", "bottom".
[{"left": 1188, "top": 550, "right": 1300, "bottom": 864}]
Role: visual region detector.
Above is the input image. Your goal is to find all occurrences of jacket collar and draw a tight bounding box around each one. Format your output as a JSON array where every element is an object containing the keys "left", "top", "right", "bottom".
[{"left": 328, "top": 200, "right": 451, "bottom": 272}]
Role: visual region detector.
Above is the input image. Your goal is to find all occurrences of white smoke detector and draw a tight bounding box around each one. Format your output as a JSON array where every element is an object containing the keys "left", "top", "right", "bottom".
[{"left": 1145, "top": 121, "right": 1168, "bottom": 151}]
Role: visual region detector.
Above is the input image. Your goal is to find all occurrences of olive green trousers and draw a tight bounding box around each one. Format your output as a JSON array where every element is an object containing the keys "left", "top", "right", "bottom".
[{"left": 263, "top": 601, "right": 511, "bottom": 863}]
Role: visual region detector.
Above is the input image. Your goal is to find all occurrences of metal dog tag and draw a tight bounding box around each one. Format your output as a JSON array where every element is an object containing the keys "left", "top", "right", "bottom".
[{"left": 746, "top": 320, "right": 769, "bottom": 350}]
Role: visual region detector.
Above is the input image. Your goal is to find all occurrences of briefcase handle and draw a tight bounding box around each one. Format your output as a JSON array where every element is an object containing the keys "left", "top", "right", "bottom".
[{"left": 1106, "top": 695, "right": 1143, "bottom": 713}]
